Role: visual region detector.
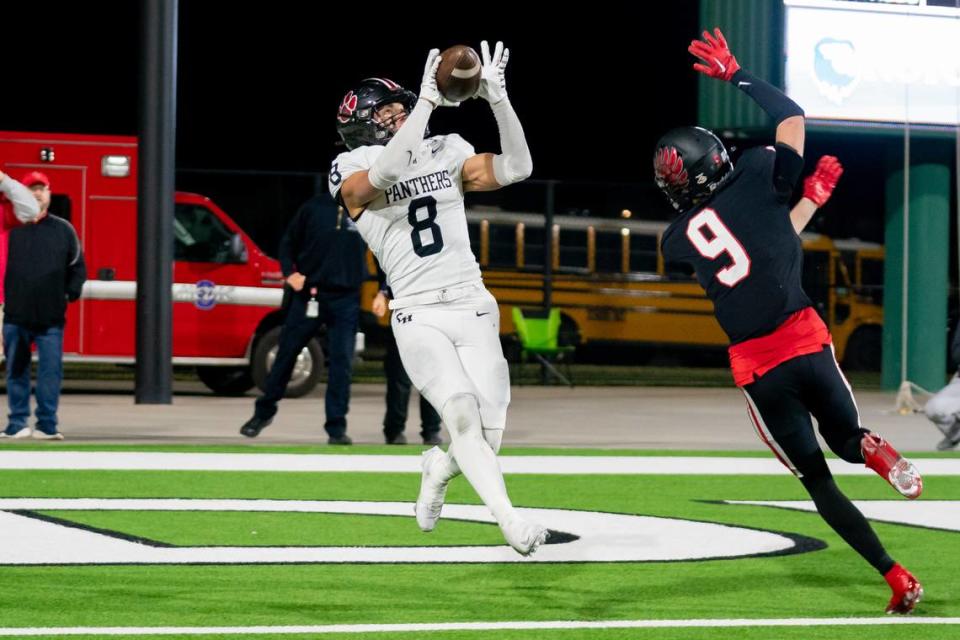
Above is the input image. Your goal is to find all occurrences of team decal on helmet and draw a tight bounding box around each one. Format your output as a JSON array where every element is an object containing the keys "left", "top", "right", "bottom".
[{"left": 337, "top": 91, "right": 358, "bottom": 124}]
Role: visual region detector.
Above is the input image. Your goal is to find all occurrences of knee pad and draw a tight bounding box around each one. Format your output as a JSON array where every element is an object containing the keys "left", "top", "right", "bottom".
[{"left": 441, "top": 393, "right": 482, "bottom": 438}]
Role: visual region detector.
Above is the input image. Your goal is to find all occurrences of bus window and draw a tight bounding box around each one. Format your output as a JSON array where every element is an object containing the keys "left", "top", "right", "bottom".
[
  {"left": 559, "top": 229, "right": 588, "bottom": 270},
  {"left": 488, "top": 222, "right": 516, "bottom": 268},
  {"left": 523, "top": 225, "right": 546, "bottom": 267},
  {"left": 630, "top": 233, "right": 659, "bottom": 273},
  {"left": 595, "top": 230, "right": 622, "bottom": 274},
  {"left": 860, "top": 257, "right": 884, "bottom": 305}
]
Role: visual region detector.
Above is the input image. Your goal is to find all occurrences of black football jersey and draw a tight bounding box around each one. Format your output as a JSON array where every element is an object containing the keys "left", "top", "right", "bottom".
[{"left": 661, "top": 145, "right": 811, "bottom": 344}]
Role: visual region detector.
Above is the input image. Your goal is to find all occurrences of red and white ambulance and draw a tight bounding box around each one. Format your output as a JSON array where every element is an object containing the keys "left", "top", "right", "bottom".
[{"left": 0, "top": 130, "right": 341, "bottom": 396}]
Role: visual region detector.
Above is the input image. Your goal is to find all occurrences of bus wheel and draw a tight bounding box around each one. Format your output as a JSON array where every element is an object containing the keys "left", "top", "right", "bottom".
[
  {"left": 559, "top": 314, "right": 582, "bottom": 349},
  {"left": 196, "top": 366, "right": 255, "bottom": 396},
  {"left": 843, "top": 326, "right": 882, "bottom": 371},
  {"left": 251, "top": 327, "right": 324, "bottom": 398}
]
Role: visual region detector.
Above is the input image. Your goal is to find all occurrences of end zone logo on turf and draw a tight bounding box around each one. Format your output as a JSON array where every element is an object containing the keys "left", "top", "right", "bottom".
[{"left": 0, "top": 499, "right": 823, "bottom": 565}]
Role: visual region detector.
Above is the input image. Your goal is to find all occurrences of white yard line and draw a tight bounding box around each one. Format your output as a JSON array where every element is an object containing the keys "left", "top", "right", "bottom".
[
  {"left": 1, "top": 617, "right": 959, "bottom": 636},
  {"left": 0, "top": 451, "right": 958, "bottom": 475}
]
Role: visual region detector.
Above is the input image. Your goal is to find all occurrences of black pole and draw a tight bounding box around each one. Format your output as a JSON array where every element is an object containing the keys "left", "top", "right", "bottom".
[
  {"left": 135, "top": 0, "right": 177, "bottom": 404},
  {"left": 543, "top": 180, "right": 555, "bottom": 311},
  {"left": 541, "top": 181, "right": 556, "bottom": 385}
]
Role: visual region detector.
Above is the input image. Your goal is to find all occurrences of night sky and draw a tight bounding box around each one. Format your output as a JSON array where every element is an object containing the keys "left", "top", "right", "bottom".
[
  {"left": 7, "top": 2, "right": 697, "bottom": 179},
  {"left": 3, "top": 1, "right": 943, "bottom": 250}
]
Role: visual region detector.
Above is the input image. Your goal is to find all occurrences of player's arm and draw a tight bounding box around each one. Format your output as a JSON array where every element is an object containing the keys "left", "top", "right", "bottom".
[
  {"left": 689, "top": 28, "right": 805, "bottom": 156},
  {"left": 0, "top": 170, "right": 40, "bottom": 224},
  {"left": 340, "top": 49, "right": 458, "bottom": 216},
  {"left": 462, "top": 41, "right": 532, "bottom": 193},
  {"left": 790, "top": 155, "right": 843, "bottom": 234}
]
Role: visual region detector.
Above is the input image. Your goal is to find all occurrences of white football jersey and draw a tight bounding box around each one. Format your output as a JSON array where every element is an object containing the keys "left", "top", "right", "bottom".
[{"left": 328, "top": 134, "right": 482, "bottom": 298}]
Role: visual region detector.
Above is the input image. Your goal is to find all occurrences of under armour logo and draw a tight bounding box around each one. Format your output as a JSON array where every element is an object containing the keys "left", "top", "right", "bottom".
[{"left": 396, "top": 312, "right": 414, "bottom": 324}]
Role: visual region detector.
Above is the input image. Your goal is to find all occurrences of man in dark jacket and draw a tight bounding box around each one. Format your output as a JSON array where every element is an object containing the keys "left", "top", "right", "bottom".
[
  {"left": 240, "top": 193, "right": 367, "bottom": 443},
  {"left": 1, "top": 171, "right": 86, "bottom": 440}
]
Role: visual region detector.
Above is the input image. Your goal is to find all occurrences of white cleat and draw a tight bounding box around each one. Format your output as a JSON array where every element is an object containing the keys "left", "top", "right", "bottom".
[
  {"left": 500, "top": 518, "right": 549, "bottom": 557},
  {"left": 414, "top": 446, "right": 450, "bottom": 532}
]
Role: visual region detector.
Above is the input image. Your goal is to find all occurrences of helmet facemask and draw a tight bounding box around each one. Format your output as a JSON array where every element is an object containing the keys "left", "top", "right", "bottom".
[{"left": 336, "top": 78, "right": 420, "bottom": 150}]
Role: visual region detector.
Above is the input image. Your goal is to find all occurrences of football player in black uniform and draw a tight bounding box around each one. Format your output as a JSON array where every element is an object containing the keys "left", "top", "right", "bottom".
[{"left": 656, "top": 28, "right": 923, "bottom": 614}]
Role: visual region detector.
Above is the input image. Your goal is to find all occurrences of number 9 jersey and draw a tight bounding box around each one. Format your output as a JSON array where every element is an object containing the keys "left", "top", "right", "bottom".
[
  {"left": 328, "top": 134, "right": 482, "bottom": 299},
  {"left": 660, "top": 145, "right": 812, "bottom": 345}
]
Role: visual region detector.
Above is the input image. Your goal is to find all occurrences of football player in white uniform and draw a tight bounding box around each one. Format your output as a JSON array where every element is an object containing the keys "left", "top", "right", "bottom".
[{"left": 328, "top": 42, "right": 547, "bottom": 555}]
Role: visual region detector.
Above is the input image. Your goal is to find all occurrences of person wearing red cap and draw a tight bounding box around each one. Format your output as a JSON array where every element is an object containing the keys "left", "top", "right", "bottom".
[
  {"left": 1, "top": 171, "right": 86, "bottom": 441},
  {"left": 0, "top": 170, "right": 41, "bottom": 327}
]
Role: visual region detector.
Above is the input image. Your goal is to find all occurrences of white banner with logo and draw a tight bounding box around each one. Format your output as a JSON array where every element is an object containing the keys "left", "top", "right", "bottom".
[{"left": 784, "top": 0, "right": 960, "bottom": 125}]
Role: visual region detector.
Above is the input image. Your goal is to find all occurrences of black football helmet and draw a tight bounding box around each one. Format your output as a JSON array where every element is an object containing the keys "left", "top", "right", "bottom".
[
  {"left": 336, "top": 78, "right": 419, "bottom": 150},
  {"left": 653, "top": 126, "right": 733, "bottom": 212}
]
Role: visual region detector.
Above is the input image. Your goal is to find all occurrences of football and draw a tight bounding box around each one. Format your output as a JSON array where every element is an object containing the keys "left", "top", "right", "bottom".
[{"left": 436, "top": 45, "right": 482, "bottom": 102}]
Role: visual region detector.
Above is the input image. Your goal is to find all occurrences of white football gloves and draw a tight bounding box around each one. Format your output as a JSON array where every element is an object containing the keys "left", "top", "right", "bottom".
[
  {"left": 477, "top": 40, "right": 509, "bottom": 104},
  {"left": 419, "top": 49, "right": 460, "bottom": 108}
]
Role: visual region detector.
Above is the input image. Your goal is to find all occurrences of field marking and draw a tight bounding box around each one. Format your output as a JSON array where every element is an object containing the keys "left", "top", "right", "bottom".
[
  {"left": 730, "top": 500, "right": 960, "bottom": 532},
  {"left": 0, "top": 499, "right": 802, "bottom": 565},
  {"left": 1, "top": 451, "right": 958, "bottom": 475},
  {"left": 2, "top": 617, "right": 959, "bottom": 636}
]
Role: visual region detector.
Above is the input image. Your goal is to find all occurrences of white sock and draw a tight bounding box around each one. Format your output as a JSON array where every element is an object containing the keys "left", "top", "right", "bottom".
[{"left": 441, "top": 393, "right": 516, "bottom": 524}]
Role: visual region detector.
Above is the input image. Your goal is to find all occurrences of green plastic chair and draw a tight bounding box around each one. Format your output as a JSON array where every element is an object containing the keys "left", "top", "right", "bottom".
[{"left": 511, "top": 307, "right": 575, "bottom": 387}]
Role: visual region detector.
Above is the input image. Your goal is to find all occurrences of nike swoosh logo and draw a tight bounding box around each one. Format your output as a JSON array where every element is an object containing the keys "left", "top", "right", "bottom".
[
  {"left": 715, "top": 58, "right": 726, "bottom": 73},
  {"left": 737, "top": 81, "right": 751, "bottom": 88},
  {"left": 476, "top": 312, "right": 490, "bottom": 317}
]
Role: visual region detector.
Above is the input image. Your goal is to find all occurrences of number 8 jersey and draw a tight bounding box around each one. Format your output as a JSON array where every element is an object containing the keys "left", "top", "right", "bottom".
[
  {"left": 660, "top": 146, "right": 813, "bottom": 345},
  {"left": 328, "top": 134, "right": 482, "bottom": 299}
]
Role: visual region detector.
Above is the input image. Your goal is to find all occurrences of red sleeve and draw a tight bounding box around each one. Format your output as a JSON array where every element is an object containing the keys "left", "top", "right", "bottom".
[{"left": 0, "top": 201, "right": 23, "bottom": 231}]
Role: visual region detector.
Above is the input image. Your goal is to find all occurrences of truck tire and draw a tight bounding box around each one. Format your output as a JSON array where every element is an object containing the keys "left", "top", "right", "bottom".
[
  {"left": 196, "top": 366, "right": 255, "bottom": 396},
  {"left": 251, "top": 327, "right": 324, "bottom": 398},
  {"left": 843, "top": 325, "right": 882, "bottom": 371}
]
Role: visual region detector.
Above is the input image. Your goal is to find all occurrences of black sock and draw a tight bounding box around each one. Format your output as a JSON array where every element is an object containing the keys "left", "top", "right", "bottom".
[
  {"left": 800, "top": 474, "right": 895, "bottom": 575},
  {"left": 838, "top": 428, "right": 870, "bottom": 464}
]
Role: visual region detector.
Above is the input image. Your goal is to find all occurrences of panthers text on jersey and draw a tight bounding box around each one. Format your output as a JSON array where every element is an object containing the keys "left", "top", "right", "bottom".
[{"left": 329, "top": 134, "right": 482, "bottom": 299}]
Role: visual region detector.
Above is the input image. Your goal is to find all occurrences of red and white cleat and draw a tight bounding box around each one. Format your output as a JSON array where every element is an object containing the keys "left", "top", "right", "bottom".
[
  {"left": 884, "top": 563, "right": 923, "bottom": 615},
  {"left": 862, "top": 433, "right": 923, "bottom": 499}
]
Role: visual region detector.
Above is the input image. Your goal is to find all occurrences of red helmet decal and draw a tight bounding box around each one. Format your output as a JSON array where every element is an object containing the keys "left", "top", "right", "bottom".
[
  {"left": 654, "top": 146, "right": 688, "bottom": 187},
  {"left": 337, "top": 91, "right": 359, "bottom": 123}
]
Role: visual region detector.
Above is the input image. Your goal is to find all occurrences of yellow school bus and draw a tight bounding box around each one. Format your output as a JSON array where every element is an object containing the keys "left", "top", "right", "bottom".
[{"left": 361, "top": 209, "right": 885, "bottom": 368}]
